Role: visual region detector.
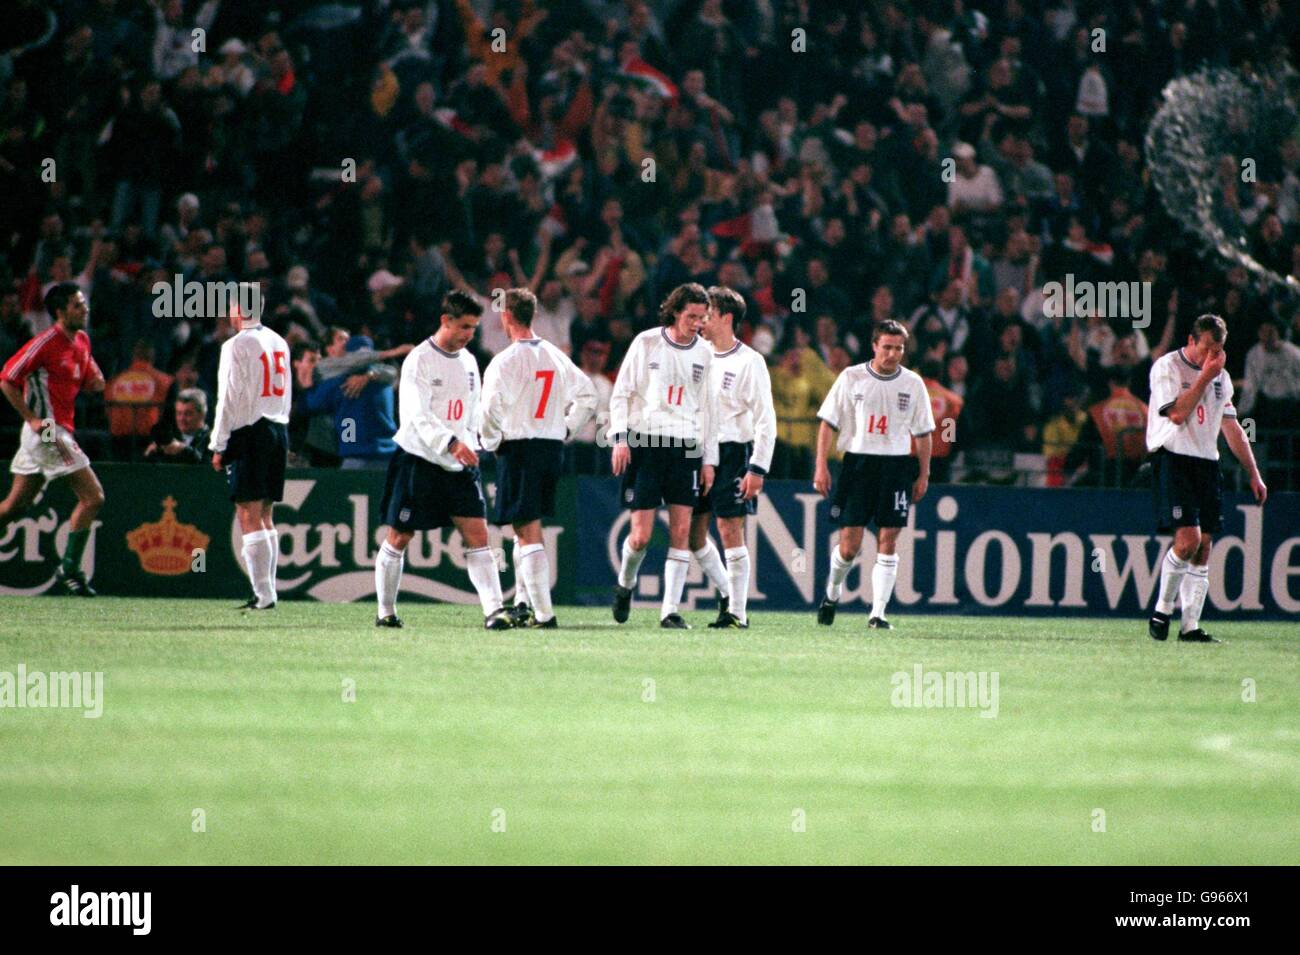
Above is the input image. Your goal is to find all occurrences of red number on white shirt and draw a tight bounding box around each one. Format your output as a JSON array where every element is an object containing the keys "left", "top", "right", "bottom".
[
  {"left": 259, "top": 350, "right": 287, "bottom": 396},
  {"left": 535, "top": 369, "right": 555, "bottom": 418},
  {"left": 866, "top": 414, "right": 889, "bottom": 434},
  {"left": 446, "top": 399, "right": 464, "bottom": 420},
  {"left": 668, "top": 385, "right": 684, "bottom": 405},
  {"left": 1196, "top": 405, "right": 1205, "bottom": 425}
]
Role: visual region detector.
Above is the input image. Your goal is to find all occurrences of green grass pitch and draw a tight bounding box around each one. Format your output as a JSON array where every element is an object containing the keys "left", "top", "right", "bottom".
[{"left": 0, "top": 596, "right": 1296, "bottom": 865}]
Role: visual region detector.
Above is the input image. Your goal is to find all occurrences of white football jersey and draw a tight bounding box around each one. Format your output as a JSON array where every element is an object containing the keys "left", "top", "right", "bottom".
[
  {"left": 609, "top": 327, "right": 720, "bottom": 466},
  {"left": 210, "top": 324, "right": 291, "bottom": 454},
  {"left": 711, "top": 341, "right": 777, "bottom": 473},
  {"left": 480, "top": 337, "right": 598, "bottom": 449},
  {"left": 817, "top": 361, "right": 935, "bottom": 456},
  {"left": 1146, "top": 347, "right": 1236, "bottom": 460},
  {"left": 393, "top": 337, "right": 482, "bottom": 470}
]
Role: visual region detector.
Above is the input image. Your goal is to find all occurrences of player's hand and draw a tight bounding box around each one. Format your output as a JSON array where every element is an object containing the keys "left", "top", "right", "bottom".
[
  {"left": 1201, "top": 350, "right": 1227, "bottom": 380},
  {"left": 1250, "top": 472, "right": 1268, "bottom": 505},
  {"left": 611, "top": 442, "right": 630, "bottom": 475},
  {"left": 449, "top": 439, "right": 479, "bottom": 468},
  {"left": 739, "top": 471, "right": 764, "bottom": 501},
  {"left": 342, "top": 373, "right": 369, "bottom": 398},
  {"left": 25, "top": 418, "right": 43, "bottom": 435},
  {"left": 211, "top": 453, "right": 222, "bottom": 472},
  {"left": 813, "top": 464, "right": 831, "bottom": 497},
  {"left": 700, "top": 465, "right": 715, "bottom": 496},
  {"left": 913, "top": 472, "right": 929, "bottom": 503}
]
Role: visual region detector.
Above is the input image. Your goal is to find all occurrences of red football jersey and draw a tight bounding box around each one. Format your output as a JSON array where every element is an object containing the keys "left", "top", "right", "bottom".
[{"left": 1, "top": 326, "right": 99, "bottom": 432}]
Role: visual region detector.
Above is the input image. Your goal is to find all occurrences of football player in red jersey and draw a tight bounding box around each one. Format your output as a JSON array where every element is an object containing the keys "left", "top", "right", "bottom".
[{"left": 0, "top": 283, "right": 107, "bottom": 595}]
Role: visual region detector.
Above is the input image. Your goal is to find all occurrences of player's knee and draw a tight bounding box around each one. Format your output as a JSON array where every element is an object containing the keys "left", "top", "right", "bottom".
[
  {"left": 627, "top": 531, "right": 650, "bottom": 552},
  {"left": 81, "top": 484, "right": 105, "bottom": 511}
]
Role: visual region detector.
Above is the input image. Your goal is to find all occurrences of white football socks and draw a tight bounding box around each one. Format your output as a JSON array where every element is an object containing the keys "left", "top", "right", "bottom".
[
  {"left": 1180, "top": 563, "right": 1210, "bottom": 633},
  {"left": 466, "top": 546, "right": 504, "bottom": 616},
  {"left": 725, "top": 546, "right": 750, "bottom": 623},
  {"left": 619, "top": 538, "right": 647, "bottom": 590},
  {"left": 268, "top": 529, "right": 279, "bottom": 594},
  {"left": 1156, "top": 549, "right": 1189, "bottom": 615},
  {"left": 375, "top": 541, "right": 404, "bottom": 619},
  {"left": 513, "top": 537, "right": 531, "bottom": 608},
  {"left": 693, "top": 538, "right": 729, "bottom": 597},
  {"left": 871, "top": 554, "right": 899, "bottom": 620},
  {"left": 241, "top": 529, "right": 275, "bottom": 608},
  {"left": 662, "top": 548, "right": 691, "bottom": 619},
  {"left": 826, "top": 546, "right": 854, "bottom": 601},
  {"left": 519, "top": 543, "right": 553, "bottom": 622}
]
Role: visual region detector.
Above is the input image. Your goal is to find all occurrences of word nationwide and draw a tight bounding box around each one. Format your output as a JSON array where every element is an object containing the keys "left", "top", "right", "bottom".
[
  {"left": 50, "top": 885, "right": 151, "bottom": 935},
  {"left": 0, "top": 665, "right": 103, "bottom": 718}
]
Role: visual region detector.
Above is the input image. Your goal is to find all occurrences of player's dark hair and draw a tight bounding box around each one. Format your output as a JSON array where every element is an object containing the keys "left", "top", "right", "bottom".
[
  {"left": 658, "top": 283, "right": 708, "bottom": 327},
  {"left": 44, "top": 282, "right": 81, "bottom": 320},
  {"left": 1192, "top": 314, "right": 1228, "bottom": 343},
  {"left": 504, "top": 287, "right": 537, "bottom": 327},
  {"left": 873, "top": 319, "right": 910, "bottom": 343},
  {"left": 707, "top": 286, "right": 746, "bottom": 325},
  {"left": 442, "top": 289, "right": 484, "bottom": 321}
]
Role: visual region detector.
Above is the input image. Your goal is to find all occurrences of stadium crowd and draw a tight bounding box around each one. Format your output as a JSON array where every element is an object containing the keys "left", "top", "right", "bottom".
[{"left": 2, "top": 0, "right": 1298, "bottom": 488}]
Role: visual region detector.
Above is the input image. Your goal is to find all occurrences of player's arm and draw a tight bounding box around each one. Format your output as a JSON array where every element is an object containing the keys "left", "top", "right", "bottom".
[
  {"left": 741, "top": 362, "right": 777, "bottom": 500},
  {"left": 0, "top": 379, "right": 41, "bottom": 433},
  {"left": 1221, "top": 415, "right": 1267, "bottom": 504},
  {"left": 1164, "top": 352, "right": 1225, "bottom": 424},
  {"left": 608, "top": 340, "right": 642, "bottom": 475},
  {"left": 813, "top": 373, "right": 844, "bottom": 496},
  {"left": 478, "top": 357, "right": 505, "bottom": 452},
  {"left": 84, "top": 357, "right": 106, "bottom": 393},
  {"left": 209, "top": 341, "right": 240, "bottom": 469},
  {"left": 561, "top": 356, "right": 598, "bottom": 440},
  {"left": 697, "top": 363, "right": 719, "bottom": 496},
  {"left": 911, "top": 378, "right": 935, "bottom": 501}
]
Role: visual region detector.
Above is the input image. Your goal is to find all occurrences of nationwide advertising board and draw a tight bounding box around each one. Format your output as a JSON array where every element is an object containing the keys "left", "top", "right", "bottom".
[{"left": 1, "top": 466, "right": 1296, "bottom": 622}]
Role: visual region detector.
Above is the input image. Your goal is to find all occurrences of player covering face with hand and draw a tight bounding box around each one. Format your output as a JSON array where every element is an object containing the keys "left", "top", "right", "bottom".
[
  {"left": 1145, "top": 314, "right": 1266, "bottom": 643},
  {"left": 374, "top": 291, "right": 513, "bottom": 630},
  {"left": 687, "top": 285, "right": 777, "bottom": 629},
  {"left": 610, "top": 283, "right": 720, "bottom": 629},
  {"left": 814, "top": 320, "right": 934, "bottom": 630}
]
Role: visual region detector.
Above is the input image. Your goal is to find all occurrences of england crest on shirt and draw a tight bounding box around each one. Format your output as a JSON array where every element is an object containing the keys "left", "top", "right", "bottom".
[
  {"left": 897, "top": 391, "right": 911, "bottom": 411},
  {"left": 722, "top": 371, "right": 736, "bottom": 391},
  {"left": 692, "top": 363, "right": 704, "bottom": 384},
  {"left": 1213, "top": 379, "right": 1222, "bottom": 400}
]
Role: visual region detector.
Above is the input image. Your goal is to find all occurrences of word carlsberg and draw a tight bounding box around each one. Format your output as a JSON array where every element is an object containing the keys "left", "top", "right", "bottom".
[{"left": 50, "top": 885, "right": 151, "bottom": 935}]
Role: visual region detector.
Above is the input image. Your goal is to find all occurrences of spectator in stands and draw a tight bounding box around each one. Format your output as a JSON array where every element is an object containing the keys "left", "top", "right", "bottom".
[
  {"left": 1064, "top": 367, "right": 1149, "bottom": 487},
  {"left": 144, "top": 387, "right": 211, "bottom": 465},
  {"left": 105, "top": 340, "right": 173, "bottom": 461},
  {"left": 295, "top": 334, "right": 397, "bottom": 470}
]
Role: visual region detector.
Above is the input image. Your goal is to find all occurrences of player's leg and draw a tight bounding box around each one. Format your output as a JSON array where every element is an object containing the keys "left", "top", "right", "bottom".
[
  {"left": 614, "top": 507, "right": 655, "bottom": 622},
  {"left": 821, "top": 524, "right": 864, "bottom": 624},
  {"left": 54, "top": 466, "right": 105, "bottom": 595},
  {"left": 660, "top": 503, "right": 694, "bottom": 627},
  {"left": 375, "top": 527, "right": 412, "bottom": 626},
  {"left": 868, "top": 526, "right": 902, "bottom": 628},
  {"left": 236, "top": 500, "right": 276, "bottom": 609},
  {"left": 512, "top": 518, "right": 555, "bottom": 626},
  {"left": 1151, "top": 524, "right": 1201, "bottom": 639},
  {"left": 454, "top": 515, "right": 511, "bottom": 629},
  {"left": 0, "top": 473, "right": 46, "bottom": 530},
  {"left": 261, "top": 502, "right": 279, "bottom": 595},
  {"left": 688, "top": 510, "right": 730, "bottom": 609},
  {"left": 715, "top": 515, "right": 749, "bottom": 627},
  {"left": 1177, "top": 533, "right": 1216, "bottom": 641},
  {"left": 511, "top": 534, "right": 532, "bottom": 614}
]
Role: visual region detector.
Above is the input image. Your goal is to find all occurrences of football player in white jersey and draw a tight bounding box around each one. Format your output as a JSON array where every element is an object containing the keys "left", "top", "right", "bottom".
[
  {"left": 814, "top": 320, "right": 934, "bottom": 630},
  {"left": 1145, "top": 314, "right": 1267, "bottom": 643},
  {"left": 687, "top": 285, "right": 776, "bottom": 629},
  {"left": 480, "top": 288, "right": 598, "bottom": 628},
  {"left": 210, "top": 289, "right": 291, "bottom": 611},
  {"left": 374, "top": 291, "right": 513, "bottom": 630},
  {"left": 610, "top": 283, "right": 720, "bottom": 629}
]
